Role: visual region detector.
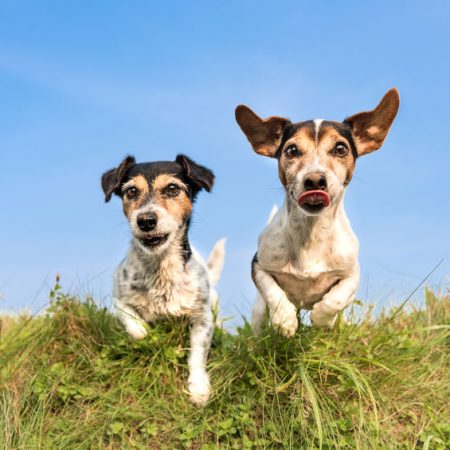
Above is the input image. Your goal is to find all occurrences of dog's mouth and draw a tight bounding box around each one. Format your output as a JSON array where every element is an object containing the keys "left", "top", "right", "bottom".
[
  {"left": 139, "top": 234, "right": 169, "bottom": 248},
  {"left": 298, "top": 190, "right": 331, "bottom": 213}
]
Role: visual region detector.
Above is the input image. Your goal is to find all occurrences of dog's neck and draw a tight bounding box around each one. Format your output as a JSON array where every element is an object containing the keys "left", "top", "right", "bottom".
[{"left": 284, "top": 191, "right": 347, "bottom": 247}]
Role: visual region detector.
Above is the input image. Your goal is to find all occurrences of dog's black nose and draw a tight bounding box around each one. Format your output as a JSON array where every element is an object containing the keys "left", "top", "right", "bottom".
[
  {"left": 304, "top": 172, "right": 327, "bottom": 191},
  {"left": 137, "top": 213, "right": 158, "bottom": 232}
]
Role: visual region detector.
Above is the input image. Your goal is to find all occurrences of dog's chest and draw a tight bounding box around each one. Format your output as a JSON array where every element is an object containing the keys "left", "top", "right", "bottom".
[
  {"left": 116, "top": 253, "right": 207, "bottom": 322},
  {"left": 134, "top": 271, "right": 198, "bottom": 320},
  {"left": 260, "top": 243, "right": 355, "bottom": 308},
  {"left": 272, "top": 269, "right": 344, "bottom": 308},
  {"left": 258, "top": 211, "right": 358, "bottom": 308}
]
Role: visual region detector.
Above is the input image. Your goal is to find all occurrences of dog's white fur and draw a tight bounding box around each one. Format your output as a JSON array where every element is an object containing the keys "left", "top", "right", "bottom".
[
  {"left": 103, "top": 155, "right": 225, "bottom": 405},
  {"left": 252, "top": 195, "right": 359, "bottom": 336},
  {"left": 114, "top": 238, "right": 224, "bottom": 405},
  {"left": 242, "top": 89, "right": 400, "bottom": 336},
  {"left": 251, "top": 120, "right": 360, "bottom": 336}
]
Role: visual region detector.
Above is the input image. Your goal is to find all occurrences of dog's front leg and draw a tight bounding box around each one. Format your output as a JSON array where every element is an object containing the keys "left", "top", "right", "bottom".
[
  {"left": 252, "top": 261, "right": 298, "bottom": 337},
  {"left": 187, "top": 307, "right": 213, "bottom": 405},
  {"left": 310, "top": 265, "right": 360, "bottom": 328},
  {"left": 114, "top": 298, "right": 148, "bottom": 340}
]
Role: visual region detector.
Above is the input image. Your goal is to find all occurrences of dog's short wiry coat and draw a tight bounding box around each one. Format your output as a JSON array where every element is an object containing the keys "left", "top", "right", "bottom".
[{"left": 102, "top": 154, "right": 224, "bottom": 405}]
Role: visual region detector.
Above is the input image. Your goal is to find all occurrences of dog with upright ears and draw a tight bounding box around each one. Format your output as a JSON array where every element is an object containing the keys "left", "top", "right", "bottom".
[
  {"left": 235, "top": 89, "right": 400, "bottom": 337},
  {"left": 101, "top": 154, "right": 225, "bottom": 404}
]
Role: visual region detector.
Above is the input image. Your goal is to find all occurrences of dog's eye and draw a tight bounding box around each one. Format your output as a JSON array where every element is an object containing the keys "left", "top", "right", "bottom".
[
  {"left": 164, "top": 184, "right": 180, "bottom": 197},
  {"left": 285, "top": 145, "right": 300, "bottom": 158},
  {"left": 333, "top": 143, "right": 349, "bottom": 157},
  {"left": 125, "top": 187, "right": 139, "bottom": 199}
]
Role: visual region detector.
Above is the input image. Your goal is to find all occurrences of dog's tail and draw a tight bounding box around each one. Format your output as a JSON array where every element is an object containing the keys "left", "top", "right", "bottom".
[
  {"left": 207, "top": 238, "right": 226, "bottom": 327},
  {"left": 267, "top": 204, "right": 278, "bottom": 224},
  {"left": 207, "top": 238, "right": 226, "bottom": 288}
]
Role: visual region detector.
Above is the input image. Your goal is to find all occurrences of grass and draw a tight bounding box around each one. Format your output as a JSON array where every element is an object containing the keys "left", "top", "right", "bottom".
[{"left": 0, "top": 283, "right": 449, "bottom": 449}]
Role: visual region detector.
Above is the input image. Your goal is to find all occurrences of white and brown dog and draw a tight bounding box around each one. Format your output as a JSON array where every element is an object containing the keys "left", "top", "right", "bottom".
[
  {"left": 235, "top": 89, "right": 400, "bottom": 337},
  {"left": 101, "top": 154, "right": 225, "bottom": 404}
]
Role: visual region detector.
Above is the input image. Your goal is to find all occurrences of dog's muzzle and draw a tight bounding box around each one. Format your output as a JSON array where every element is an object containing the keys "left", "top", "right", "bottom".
[
  {"left": 134, "top": 212, "right": 170, "bottom": 249},
  {"left": 298, "top": 190, "right": 331, "bottom": 213},
  {"left": 139, "top": 234, "right": 169, "bottom": 248},
  {"left": 297, "top": 171, "right": 331, "bottom": 213}
]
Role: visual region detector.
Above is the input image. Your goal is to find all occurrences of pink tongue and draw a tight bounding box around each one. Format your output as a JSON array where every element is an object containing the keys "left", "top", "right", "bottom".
[{"left": 298, "top": 190, "right": 331, "bottom": 207}]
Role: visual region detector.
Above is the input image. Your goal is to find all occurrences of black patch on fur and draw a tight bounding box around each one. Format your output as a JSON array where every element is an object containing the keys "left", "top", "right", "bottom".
[
  {"left": 176, "top": 154, "right": 215, "bottom": 199},
  {"left": 181, "top": 218, "right": 193, "bottom": 265},
  {"left": 101, "top": 156, "right": 136, "bottom": 202},
  {"left": 116, "top": 156, "right": 215, "bottom": 202},
  {"left": 126, "top": 161, "right": 186, "bottom": 188},
  {"left": 251, "top": 253, "right": 258, "bottom": 283},
  {"left": 252, "top": 252, "right": 285, "bottom": 292},
  {"left": 122, "top": 269, "right": 128, "bottom": 281},
  {"left": 130, "top": 283, "right": 147, "bottom": 294}
]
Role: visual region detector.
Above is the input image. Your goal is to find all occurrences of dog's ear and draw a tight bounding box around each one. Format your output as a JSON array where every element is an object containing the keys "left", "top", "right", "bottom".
[
  {"left": 176, "top": 154, "right": 215, "bottom": 194},
  {"left": 344, "top": 88, "right": 400, "bottom": 156},
  {"left": 101, "top": 156, "right": 136, "bottom": 202},
  {"left": 235, "top": 105, "right": 290, "bottom": 158}
]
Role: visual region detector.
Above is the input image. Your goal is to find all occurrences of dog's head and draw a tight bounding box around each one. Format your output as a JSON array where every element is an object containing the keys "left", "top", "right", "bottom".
[
  {"left": 235, "top": 89, "right": 400, "bottom": 216},
  {"left": 102, "top": 155, "right": 214, "bottom": 254}
]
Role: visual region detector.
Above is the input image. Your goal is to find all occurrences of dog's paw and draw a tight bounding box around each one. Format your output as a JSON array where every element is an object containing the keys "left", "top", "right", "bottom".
[
  {"left": 188, "top": 370, "right": 211, "bottom": 406},
  {"left": 270, "top": 305, "right": 298, "bottom": 338},
  {"left": 125, "top": 321, "right": 148, "bottom": 340},
  {"left": 310, "top": 303, "right": 338, "bottom": 329}
]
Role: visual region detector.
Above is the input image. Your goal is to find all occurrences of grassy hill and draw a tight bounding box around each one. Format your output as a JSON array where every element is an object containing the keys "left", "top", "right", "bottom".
[{"left": 0, "top": 284, "right": 448, "bottom": 449}]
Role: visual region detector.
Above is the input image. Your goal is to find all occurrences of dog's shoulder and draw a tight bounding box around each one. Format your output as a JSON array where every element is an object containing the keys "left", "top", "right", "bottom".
[{"left": 257, "top": 207, "right": 292, "bottom": 270}]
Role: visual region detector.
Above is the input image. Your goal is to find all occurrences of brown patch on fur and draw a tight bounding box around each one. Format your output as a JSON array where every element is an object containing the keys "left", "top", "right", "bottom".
[
  {"left": 278, "top": 126, "right": 316, "bottom": 187},
  {"left": 122, "top": 175, "right": 149, "bottom": 217},
  {"left": 318, "top": 125, "right": 356, "bottom": 185},
  {"left": 277, "top": 124, "right": 357, "bottom": 188},
  {"left": 152, "top": 174, "right": 181, "bottom": 191},
  {"left": 235, "top": 105, "right": 290, "bottom": 157},
  {"left": 152, "top": 174, "right": 192, "bottom": 224},
  {"left": 344, "top": 88, "right": 400, "bottom": 156}
]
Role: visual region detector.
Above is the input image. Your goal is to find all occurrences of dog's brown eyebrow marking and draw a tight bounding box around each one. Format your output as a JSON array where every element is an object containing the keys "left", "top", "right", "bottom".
[
  {"left": 318, "top": 121, "right": 358, "bottom": 157},
  {"left": 288, "top": 126, "right": 317, "bottom": 152},
  {"left": 152, "top": 174, "right": 192, "bottom": 223},
  {"left": 276, "top": 121, "right": 316, "bottom": 157},
  {"left": 122, "top": 174, "right": 149, "bottom": 194},
  {"left": 121, "top": 175, "right": 150, "bottom": 217},
  {"left": 275, "top": 120, "right": 357, "bottom": 158},
  {"left": 152, "top": 173, "right": 186, "bottom": 191}
]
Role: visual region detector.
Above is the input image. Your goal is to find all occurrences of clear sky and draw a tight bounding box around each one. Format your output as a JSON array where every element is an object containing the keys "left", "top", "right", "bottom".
[{"left": 1, "top": 0, "right": 449, "bottom": 321}]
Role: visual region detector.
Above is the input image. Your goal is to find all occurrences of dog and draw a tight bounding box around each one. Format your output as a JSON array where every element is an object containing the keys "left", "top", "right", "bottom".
[
  {"left": 235, "top": 89, "right": 400, "bottom": 337},
  {"left": 101, "top": 154, "right": 225, "bottom": 405}
]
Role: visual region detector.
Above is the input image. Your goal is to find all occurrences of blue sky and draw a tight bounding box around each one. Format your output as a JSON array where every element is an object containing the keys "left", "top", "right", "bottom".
[{"left": 1, "top": 1, "right": 449, "bottom": 321}]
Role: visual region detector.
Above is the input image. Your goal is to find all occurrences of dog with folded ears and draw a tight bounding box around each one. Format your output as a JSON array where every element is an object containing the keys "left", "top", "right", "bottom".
[
  {"left": 235, "top": 89, "right": 400, "bottom": 336},
  {"left": 102, "top": 154, "right": 225, "bottom": 405}
]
